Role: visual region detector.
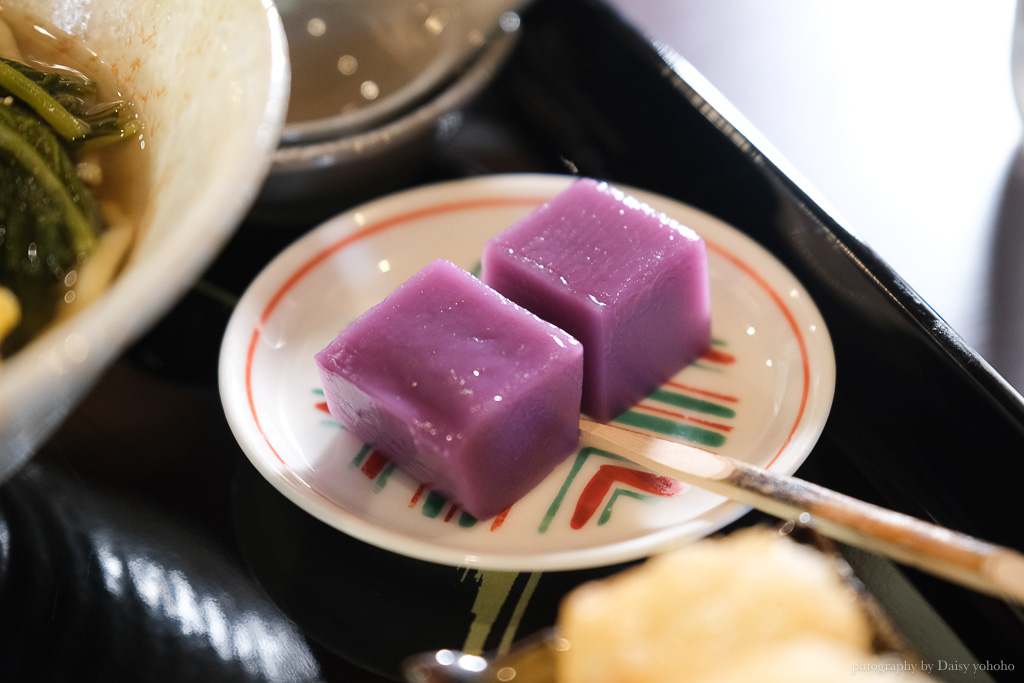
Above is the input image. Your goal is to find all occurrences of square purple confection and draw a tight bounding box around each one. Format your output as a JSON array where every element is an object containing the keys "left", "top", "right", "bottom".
[
  {"left": 314, "top": 259, "right": 584, "bottom": 520},
  {"left": 482, "top": 179, "right": 711, "bottom": 422}
]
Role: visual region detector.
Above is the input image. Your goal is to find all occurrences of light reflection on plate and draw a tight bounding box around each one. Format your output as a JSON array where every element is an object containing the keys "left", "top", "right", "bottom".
[{"left": 218, "top": 174, "right": 835, "bottom": 571}]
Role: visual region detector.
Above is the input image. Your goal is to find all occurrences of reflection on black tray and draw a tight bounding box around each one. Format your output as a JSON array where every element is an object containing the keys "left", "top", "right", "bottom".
[{"left": 231, "top": 457, "right": 632, "bottom": 681}]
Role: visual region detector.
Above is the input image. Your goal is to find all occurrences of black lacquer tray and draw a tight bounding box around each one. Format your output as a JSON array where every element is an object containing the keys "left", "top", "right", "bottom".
[{"left": 2, "top": 0, "right": 1022, "bottom": 680}]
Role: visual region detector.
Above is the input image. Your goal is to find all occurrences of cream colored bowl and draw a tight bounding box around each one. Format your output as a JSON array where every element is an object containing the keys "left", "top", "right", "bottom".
[{"left": 0, "top": 0, "right": 290, "bottom": 482}]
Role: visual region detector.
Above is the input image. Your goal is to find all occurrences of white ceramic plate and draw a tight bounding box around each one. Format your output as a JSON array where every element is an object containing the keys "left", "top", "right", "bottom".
[{"left": 219, "top": 174, "right": 835, "bottom": 571}]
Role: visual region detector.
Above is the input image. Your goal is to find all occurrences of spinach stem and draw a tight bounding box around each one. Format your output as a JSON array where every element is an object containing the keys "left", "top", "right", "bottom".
[{"left": 0, "top": 59, "right": 90, "bottom": 140}]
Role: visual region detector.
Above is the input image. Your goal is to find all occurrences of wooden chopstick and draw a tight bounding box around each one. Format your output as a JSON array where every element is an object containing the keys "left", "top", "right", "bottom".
[{"left": 579, "top": 419, "right": 1024, "bottom": 604}]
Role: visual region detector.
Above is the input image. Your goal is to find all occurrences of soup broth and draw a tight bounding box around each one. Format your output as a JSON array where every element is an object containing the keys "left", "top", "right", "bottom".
[{"left": 0, "top": 6, "right": 149, "bottom": 357}]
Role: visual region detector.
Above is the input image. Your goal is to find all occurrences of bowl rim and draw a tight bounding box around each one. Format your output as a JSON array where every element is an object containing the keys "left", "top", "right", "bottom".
[
  {"left": 269, "top": 19, "right": 520, "bottom": 174},
  {"left": 277, "top": 0, "right": 488, "bottom": 146}
]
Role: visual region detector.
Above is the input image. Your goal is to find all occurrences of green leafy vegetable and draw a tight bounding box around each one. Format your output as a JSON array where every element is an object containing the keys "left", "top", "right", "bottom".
[
  {"left": 0, "top": 57, "right": 140, "bottom": 145},
  {"left": 0, "top": 57, "right": 90, "bottom": 139},
  {"left": 0, "top": 56, "right": 137, "bottom": 355}
]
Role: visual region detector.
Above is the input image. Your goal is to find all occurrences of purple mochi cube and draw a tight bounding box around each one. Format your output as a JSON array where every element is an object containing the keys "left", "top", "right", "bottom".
[
  {"left": 482, "top": 179, "right": 711, "bottom": 423},
  {"left": 314, "top": 259, "right": 584, "bottom": 520}
]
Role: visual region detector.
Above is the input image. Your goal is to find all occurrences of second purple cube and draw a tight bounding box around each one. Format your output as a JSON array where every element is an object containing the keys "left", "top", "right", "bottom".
[{"left": 482, "top": 179, "right": 712, "bottom": 422}]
